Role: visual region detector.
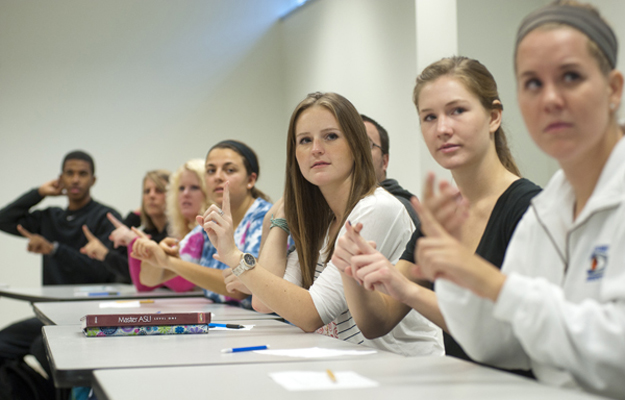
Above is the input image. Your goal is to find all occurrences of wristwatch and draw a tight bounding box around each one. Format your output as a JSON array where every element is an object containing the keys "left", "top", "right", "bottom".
[{"left": 232, "top": 253, "right": 256, "bottom": 277}]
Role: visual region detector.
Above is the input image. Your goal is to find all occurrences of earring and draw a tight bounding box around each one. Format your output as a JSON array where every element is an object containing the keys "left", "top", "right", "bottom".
[{"left": 610, "top": 103, "right": 617, "bottom": 111}]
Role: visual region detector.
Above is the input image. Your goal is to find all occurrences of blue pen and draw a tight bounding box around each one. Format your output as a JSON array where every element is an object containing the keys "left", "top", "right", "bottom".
[
  {"left": 88, "top": 291, "right": 120, "bottom": 296},
  {"left": 221, "top": 345, "right": 270, "bottom": 353},
  {"left": 209, "top": 323, "right": 245, "bottom": 329}
]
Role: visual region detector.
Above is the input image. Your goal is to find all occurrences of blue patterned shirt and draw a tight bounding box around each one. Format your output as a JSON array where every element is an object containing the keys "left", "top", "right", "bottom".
[{"left": 178, "top": 197, "right": 271, "bottom": 309}]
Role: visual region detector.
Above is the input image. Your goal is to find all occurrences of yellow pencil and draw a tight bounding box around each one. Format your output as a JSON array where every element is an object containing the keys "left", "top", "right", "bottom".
[
  {"left": 115, "top": 299, "right": 154, "bottom": 304},
  {"left": 326, "top": 369, "right": 337, "bottom": 383}
]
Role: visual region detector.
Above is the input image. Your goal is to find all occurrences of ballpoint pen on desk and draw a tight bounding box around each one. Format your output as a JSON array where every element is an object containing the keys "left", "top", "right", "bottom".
[
  {"left": 87, "top": 291, "right": 121, "bottom": 297},
  {"left": 221, "top": 345, "right": 269, "bottom": 353},
  {"left": 209, "top": 323, "right": 245, "bottom": 329}
]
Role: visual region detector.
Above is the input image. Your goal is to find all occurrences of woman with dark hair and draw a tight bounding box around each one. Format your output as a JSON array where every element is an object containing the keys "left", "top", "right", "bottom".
[
  {"left": 332, "top": 56, "right": 541, "bottom": 366},
  {"left": 403, "top": 1, "right": 624, "bottom": 397},
  {"left": 132, "top": 140, "right": 271, "bottom": 308},
  {"left": 209, "top": 92, "right": 443, "bottom": 356}
]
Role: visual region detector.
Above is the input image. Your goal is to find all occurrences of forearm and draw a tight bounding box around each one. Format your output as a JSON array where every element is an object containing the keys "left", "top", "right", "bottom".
[
  {"left": 257, "top": 228, "right": 289, "bottom": 277},
  {"left": 54, "top": 244, "right": 116, "bottom": 283},
  {"left": 165, "top": 257, "right": 246, "bottom": 300},
  {"left": 138, "top": 261, "right": 177, "bottom": 287},
  {"left": 402, "top": 285, "right": 448, "bottom": 332},
  {"left": 0, "top": 189, "right": 43, "bottom": 235},
  {"left": 341, "top": 273, "right": 411, "bottom": 338},
  {"left": 103, "top": 248, "right": 130, "bottom": 283},
  {"left": 240, "top": 265, "right": 323, "bottom": 332}
]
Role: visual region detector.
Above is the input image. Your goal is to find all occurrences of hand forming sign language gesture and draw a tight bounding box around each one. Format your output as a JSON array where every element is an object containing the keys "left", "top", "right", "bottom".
[
  {"left": 17, "top": 225, "right": 54, "bottom": 255},
  {"left": 197, "top": 181, "right": 240, "bottom": 267},
  {"left": 412, "top": 178, "right": 505, "bottom": 301},
  {"left": 80, "top": 225, "right": 109, "bottom": 261}
]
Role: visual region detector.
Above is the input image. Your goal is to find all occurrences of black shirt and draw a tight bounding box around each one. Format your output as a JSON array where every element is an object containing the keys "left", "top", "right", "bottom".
[
  {"left": 400, "top": 178, "right": 542, "bottom": 364},
  {"left": 0, "top": 189, "right": 123, "bottom": 285}
]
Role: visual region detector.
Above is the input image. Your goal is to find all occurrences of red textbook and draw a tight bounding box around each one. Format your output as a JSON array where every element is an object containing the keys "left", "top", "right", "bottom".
[{"left": 81, "top": 311, "right": 211, "bottom": 329}]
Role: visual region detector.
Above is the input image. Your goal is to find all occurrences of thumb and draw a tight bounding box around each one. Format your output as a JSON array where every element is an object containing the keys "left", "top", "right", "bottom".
[
  {"left": 196, "top": 215, "right": 204, "bottom": 226},
  {"left": 82, "top": 225, "right": 97, "bottom": 241}
]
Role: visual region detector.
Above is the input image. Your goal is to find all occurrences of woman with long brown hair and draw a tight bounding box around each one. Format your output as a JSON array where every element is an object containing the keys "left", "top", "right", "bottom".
[{"left": 207, "top": 92, "right": 443, "bottom": 356}]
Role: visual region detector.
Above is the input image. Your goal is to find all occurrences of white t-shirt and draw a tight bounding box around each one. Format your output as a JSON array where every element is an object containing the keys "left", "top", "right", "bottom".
[{"left": 284, "top": 188, "right": 444, "bottom": 356}]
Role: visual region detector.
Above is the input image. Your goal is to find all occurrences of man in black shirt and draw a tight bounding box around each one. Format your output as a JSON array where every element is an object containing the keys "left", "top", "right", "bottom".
[{"left": 0, "top": 150, "right": 123, "bottom": 388}]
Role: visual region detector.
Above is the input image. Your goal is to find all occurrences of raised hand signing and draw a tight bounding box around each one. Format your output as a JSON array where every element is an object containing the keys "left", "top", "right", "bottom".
[
  {"left": 197, "top": 182, "right": 241, "bottom": 267},
  {"left": 37, "top": 178, "right": 64, "bottom": 197},
  {"left": 412, "top": 190, "right": 504, "bottom": 301},
  {"left": 416, "top": 172, "right": 469, "bottom": 241},
  {"left": 333, "top": 221, "right": 417, "bottom": 303},
  {"left": 130, "top": 227, "right": 168, "bottom": 267}
]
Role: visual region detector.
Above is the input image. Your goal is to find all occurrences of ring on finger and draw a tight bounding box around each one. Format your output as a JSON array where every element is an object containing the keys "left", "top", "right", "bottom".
[{"left": 219, "top": 208, "right": 224, "bottom": 216}]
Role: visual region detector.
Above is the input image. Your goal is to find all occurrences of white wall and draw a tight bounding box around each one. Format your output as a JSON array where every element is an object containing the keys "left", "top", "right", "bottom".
[
  {"left": 457, "top": 0, "right": 559, "bottom": 186},
  {"left": 281, "top": 0, "right": 422, "bottom": 195},
  {"left": 0, "top": 0, "right": 293, "bottom": 328}
]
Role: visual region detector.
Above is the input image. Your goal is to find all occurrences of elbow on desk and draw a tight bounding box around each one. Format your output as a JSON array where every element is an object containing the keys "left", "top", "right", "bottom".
[{"left": 252, "top": 297, "right": 274, "bottom": 314}]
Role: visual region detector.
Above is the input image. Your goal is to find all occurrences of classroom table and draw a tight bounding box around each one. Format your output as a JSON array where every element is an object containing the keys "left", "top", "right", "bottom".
[
  {"left": 44, "top": 321, "right": 388, "bottom": 388},
  {"left": 33, "top": 298, "right": 281, "bottom": 325},
  {"left": 92, "top": 355, "right": 604, "bottom": 400},
  {"left": 0, "top": 283, "right": 204, "bottom": 302}
]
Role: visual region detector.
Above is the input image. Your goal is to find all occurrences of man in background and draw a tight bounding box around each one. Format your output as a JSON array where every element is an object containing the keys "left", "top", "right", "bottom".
[
  {"left": 0, "top": 150, "right": 123, "bottom": 395},
  {"left": 362, "top": 115, "right": 419, "bottom": 225}
]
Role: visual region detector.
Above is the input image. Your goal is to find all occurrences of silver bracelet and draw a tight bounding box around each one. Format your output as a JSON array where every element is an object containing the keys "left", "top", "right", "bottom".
[{"left": 269, "top": 214, "right": 290, "bottom": 235}]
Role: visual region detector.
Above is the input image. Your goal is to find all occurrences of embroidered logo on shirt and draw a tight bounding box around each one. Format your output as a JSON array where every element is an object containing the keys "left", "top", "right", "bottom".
[{"left": 587, "top": 245, "right": 608, "bottom": 281}]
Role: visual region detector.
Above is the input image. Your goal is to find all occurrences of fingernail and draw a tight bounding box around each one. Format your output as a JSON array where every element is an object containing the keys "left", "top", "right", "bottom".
[{"left": 347, "top": 220, "right": 352, "bottom": 226}]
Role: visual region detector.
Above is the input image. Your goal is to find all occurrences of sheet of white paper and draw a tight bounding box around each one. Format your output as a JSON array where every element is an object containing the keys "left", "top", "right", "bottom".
[
  {"left": 98, "top": 301, "right": 141, "bottom": 309},
  {"left": 210, "top": 324, "right": 254, "bottom": 331},
  {"left": 256, "top": 347, "right": 376, "bottom": 358},
  {"left": 269, "top": 371, "right": 379, "bottom": 391}
]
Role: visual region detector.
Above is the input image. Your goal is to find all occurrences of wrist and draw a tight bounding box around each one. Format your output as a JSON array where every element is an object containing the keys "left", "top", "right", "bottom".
[
  {"left": 48, "top": 241, "right": 59, "bottom": 256},
  {"left": 224, "top": 249, "right": 243, "bottom": 269},
  {"left": 269, "top": 215, "right": 289, "bottom": 235}
]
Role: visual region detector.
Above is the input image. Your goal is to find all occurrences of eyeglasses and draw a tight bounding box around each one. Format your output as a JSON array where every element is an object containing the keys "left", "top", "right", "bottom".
[{"left": 369, "top": 140, "right": 383, "bottom": 151}]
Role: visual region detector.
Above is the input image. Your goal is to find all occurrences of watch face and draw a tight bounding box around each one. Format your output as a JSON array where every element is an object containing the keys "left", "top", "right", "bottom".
[{"left": 243, "top": 253, "right": 256, "bottom": 267}]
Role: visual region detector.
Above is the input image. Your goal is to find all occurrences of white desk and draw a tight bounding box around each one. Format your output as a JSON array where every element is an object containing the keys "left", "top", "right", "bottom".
[
  {"left": 92, "top": 356, "right": 604, "bottom": 400},
  {"left": 34, "top": 298, "right": 281, "bottom": 325},
  {"left": 0, "top": 284, "right": 204, "bottom": 302},
  {"left": 44, "top": 322, "right": 386, "bottom": 388}
]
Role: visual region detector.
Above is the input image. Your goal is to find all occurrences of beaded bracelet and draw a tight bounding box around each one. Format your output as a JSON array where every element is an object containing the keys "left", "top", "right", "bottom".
[{"left": 270, "top": 214, "right": 290, "bottom": 235}]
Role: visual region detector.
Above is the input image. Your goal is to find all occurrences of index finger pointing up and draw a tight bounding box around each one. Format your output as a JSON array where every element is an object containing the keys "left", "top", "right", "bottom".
[
  {"left": 16, "top": 224, "right": 33, "bottom": 239},
  {"left": 82, "top": 225, "right": 97, "bottom": 242},
  {"left": 222, "top": 181, "right": 231, "bottom": 216},
  {"left": 411, "top": 196, "right": 446, "bottom": 239}
]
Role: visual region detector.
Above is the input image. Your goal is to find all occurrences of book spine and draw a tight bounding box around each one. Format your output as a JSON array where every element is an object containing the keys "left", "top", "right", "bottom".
[
  {"left": 83, "top": 324, "right": 209, "bottom": 337},
  {"left": 83, "top": 312, "right": 210, "bottom": 328}
]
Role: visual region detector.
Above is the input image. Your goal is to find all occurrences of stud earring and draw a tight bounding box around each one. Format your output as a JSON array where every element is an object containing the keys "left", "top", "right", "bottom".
[{"left": 610, "top": 103, "right": 617, "bottom": 111}]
